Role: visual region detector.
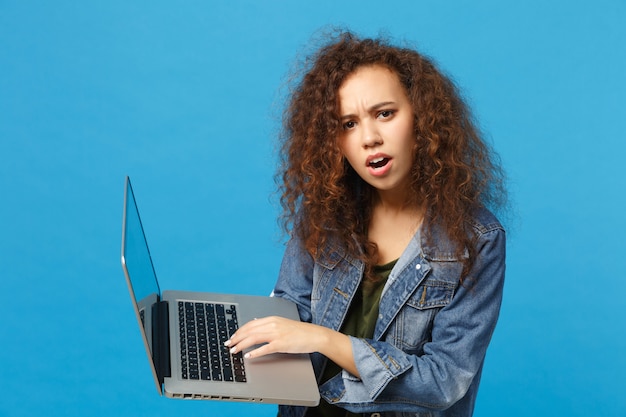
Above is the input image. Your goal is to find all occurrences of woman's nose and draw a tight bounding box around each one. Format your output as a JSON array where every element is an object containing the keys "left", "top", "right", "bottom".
[{"left": 362, "top": 121, "right": 382, "bottom": 148}]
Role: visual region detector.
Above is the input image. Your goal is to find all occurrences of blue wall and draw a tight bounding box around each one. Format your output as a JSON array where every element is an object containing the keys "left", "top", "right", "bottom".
[{"left": 1, "top": 1, "right": 624, "bottom": 416}]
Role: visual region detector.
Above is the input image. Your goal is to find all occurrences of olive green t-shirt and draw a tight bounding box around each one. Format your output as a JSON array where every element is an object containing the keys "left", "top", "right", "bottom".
[{"left": 304, "top": 259, "right": 397, "bottom": 417}]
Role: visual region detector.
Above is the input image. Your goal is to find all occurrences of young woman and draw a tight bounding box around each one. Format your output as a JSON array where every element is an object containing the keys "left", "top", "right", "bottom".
[{"left": 225, "top": 31, "right": 507, "bottom": 417}]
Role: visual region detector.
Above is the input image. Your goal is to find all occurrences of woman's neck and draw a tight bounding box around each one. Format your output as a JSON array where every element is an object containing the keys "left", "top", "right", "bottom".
[
  {"left": 369, "top": 193, "right": 424, "bottom": 264},
  {"left": 373, "top": 186, "right": 420, "bottom": 215}
]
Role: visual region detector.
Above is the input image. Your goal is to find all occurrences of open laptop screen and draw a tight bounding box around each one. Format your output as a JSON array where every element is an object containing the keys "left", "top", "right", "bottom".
[
  {"left": 121, "top": 176, "right": 163, "bottom": 393},
  {"left": 121, "top": 177, "right": 161, "bottom": 306}
]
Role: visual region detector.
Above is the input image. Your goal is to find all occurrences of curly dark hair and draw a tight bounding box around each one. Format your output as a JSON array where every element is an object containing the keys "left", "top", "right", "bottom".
[{"left": 277, "top": 30, "right": 507, "bottom": 281}]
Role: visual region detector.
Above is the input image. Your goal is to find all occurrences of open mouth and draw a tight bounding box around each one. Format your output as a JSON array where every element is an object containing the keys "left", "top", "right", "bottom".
[{"left": 368, "top": 157, "right": 390, "bottom": 169}]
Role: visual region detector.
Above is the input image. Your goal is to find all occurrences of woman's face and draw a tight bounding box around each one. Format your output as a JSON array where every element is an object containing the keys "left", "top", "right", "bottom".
[{"left": 337, "top": 65, "right": 415, "bottom": 201}]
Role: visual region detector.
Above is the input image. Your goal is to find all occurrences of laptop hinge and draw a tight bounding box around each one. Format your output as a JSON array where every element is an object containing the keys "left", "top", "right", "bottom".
[{"left": 152, "top": 300, "right": 171, "bottom": 383}]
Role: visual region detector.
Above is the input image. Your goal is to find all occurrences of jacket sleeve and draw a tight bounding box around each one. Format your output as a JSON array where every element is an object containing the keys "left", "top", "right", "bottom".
[
  {"left": 272, "top": 237, "right": 314, "bottom": 323},
  {"left": 320, "top": 226, "right": 506, "bottom": 413}
]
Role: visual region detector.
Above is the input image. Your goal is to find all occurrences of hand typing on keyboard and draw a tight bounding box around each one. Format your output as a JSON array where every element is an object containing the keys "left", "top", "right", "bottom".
[{"left": 224, "top": 316, "right": 359, "bottom": 378}]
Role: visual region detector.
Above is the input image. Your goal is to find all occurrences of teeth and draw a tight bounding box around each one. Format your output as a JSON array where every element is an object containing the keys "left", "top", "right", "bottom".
[{"left": 370, "top": 157, "right": 384, "bottom": 165}]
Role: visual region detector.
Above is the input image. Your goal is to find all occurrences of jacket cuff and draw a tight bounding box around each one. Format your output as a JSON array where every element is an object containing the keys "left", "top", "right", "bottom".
[{"left": 321, "top": 336, "right": 413, "bottom": 404}]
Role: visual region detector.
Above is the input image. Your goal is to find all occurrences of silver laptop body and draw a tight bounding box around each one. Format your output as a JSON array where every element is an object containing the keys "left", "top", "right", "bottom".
[{"left": 120, "top": 176, "right": 319, "bottom": 406}]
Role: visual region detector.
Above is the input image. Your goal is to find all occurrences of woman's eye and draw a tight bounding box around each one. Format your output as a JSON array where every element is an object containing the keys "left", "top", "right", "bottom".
[
  {"left": 378, "top": 110, "right": 394, "bottom": 119},
  {"left": 343, "top": 121, "right": 356, "bottom": 130}
]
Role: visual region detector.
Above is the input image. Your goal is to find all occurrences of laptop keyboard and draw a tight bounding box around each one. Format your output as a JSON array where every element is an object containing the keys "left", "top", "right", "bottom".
[{"left": 178, "top": 301, "right": 247, "bottom": 383}]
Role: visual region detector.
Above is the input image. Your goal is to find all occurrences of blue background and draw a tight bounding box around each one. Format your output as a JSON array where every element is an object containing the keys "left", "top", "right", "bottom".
[{"left": 1, "top": 1, "right": 624, "bottom": 416}]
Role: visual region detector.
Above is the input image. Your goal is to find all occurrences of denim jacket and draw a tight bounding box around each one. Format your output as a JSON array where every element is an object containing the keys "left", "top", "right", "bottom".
[{"left": 273, "top": 207, "right": 505, "bottom": 417}]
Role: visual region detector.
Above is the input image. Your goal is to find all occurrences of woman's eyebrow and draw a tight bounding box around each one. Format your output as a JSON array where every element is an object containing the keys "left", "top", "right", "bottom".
[
  {"left": 370, "top": 101, "right": 395, "bottom": 111},
  {"left": 340, "top": 101, "right": 396, "bottom": 120}
]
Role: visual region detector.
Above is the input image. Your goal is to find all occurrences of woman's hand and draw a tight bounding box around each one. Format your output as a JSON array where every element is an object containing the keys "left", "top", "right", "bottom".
[
  {"left": 224, "top": 316, "right": 360, "bottom": 377},
  {"left": 224, "top": 316, "right": 320, "bottom": 358}
]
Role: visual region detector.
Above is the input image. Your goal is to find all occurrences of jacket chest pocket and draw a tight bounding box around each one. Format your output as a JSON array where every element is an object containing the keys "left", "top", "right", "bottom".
[{"left": 388, "top": 279, "right": 456, "bottom": 353}]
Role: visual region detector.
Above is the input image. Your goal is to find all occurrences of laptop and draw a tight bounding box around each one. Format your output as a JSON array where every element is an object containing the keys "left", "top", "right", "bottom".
[{"left": 120, "top": 176, "right": 320, "bottom": 406}]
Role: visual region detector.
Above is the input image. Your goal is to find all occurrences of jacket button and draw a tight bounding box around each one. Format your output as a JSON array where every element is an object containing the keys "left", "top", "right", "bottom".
[{"left": 415, "top": 264, "right": 421, "bottom": 270}]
